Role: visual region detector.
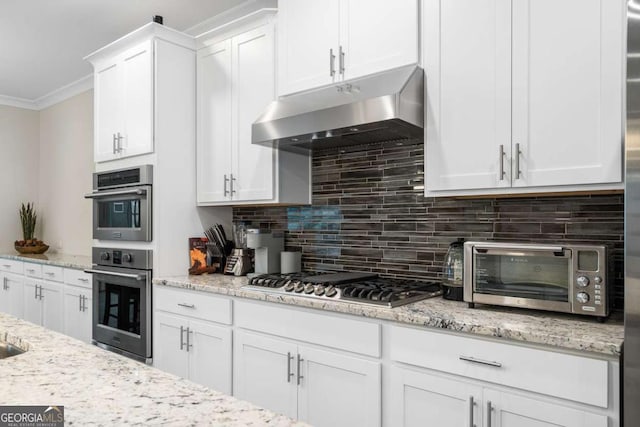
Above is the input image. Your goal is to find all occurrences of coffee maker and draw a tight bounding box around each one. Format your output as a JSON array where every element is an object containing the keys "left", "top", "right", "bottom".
[{"left": 246, "top": 229, "right": 284, "bottom": 275}]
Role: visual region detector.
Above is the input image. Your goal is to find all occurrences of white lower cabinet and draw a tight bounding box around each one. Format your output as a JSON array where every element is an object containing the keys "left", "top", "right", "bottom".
[
  {"left": 23, "top": 279, "right": 64, "bottom": 333},
  {"left": 389, "top": 366, "right": 608, "bottom": 427},
  {"left": 153, "top": 285, "right": 233, "bottom": 393},
  {"left": 234, "top": 329, "right": 381, "bottom": 427},
  {"left": 63, "top": 284, "right": 92, "bottom": 343},
  {"left": 0, "top": 273, "right": 24, "bottom": 318}
]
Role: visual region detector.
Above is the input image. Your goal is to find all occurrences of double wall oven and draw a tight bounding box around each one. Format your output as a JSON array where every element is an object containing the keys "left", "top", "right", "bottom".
[{"left": 85, "top": 165, "right": 154, "bottom": 363}]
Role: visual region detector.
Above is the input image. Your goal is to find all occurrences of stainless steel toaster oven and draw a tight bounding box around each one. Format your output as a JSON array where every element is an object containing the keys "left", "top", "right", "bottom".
[{"left": 463, "top": 241, "right": 611, "bottom": 318}]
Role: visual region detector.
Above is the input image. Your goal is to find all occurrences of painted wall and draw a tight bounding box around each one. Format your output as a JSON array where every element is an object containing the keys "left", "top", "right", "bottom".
[
  {"left": 0, "top": 105, "right": 40, "bottom": 252},
  {"left": 38, "top": 90, "right": 93, "bottom": 256}
]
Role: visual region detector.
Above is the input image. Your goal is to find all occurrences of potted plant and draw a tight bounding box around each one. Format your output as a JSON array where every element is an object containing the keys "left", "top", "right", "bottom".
[{"left": 14, "top": 203, "right": 48, "bottom": 254}]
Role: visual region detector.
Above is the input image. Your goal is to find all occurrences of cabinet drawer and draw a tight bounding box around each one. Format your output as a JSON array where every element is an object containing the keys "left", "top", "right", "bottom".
[
  {"left": 388, "top": 325, "right": 609, "bottom": 408},
  {"left": 154, "top": 285, "right": 232, "bottom": 325},
  {"left": 235, "top": 300, "right": 381, "bottom": 357},
  {"left": 23, "top": 263, "right": 42, "bottom": 279},
  {"left": 63, "top": 268, "right": 92, "bottom": 289},
  {"left": 42, "top": 265, "right": 64, "bottom": 282},
  {"left": 0, "top": 259, "right": 23, "bottom": 275}
]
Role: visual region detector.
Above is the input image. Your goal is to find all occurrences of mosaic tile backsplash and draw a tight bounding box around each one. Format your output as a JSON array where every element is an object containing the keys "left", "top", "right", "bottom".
[{"left": 233, "top": 140, "right": 625, "bottom": 309}]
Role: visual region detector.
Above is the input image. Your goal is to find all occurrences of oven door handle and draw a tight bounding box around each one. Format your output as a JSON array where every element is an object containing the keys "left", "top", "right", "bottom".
[
  {"left": 84, "top": 188, "right": 147, "bottom": 199},
  {"left": 84, "top": 269, "right": 145, "bottom": 281}
]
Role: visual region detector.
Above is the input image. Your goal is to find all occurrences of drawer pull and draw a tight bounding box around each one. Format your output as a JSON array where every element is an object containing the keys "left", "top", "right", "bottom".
[
  {"left": 3, "top": 264, "right": 11, "bottom": 268},
  {"left": 27, "top": 269, "right": 35, "bottom": 274},
  {"left": 178, "top": 303, "right": 195, "bottom": 309},
  {"left": 78, "top": 278, "right": 89, "bottom": 282},
  {"left": 45, "top": 272, "right": 55, "bottom": 276},
  {"left": 459, "top": 355, "right": 502, "bottom": 368}
]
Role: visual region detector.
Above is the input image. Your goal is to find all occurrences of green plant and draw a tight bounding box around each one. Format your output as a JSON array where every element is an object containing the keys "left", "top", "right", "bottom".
[{"left": 19, "top": 202, "right": 37, "bottom": 241}]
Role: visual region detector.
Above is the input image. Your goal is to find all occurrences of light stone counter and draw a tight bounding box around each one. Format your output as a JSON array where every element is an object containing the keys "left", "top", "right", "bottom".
[
  {"left": 0, "top": 313, "right": 305, "bottom": 426},
  {"left": 155, "top": 274, "right": 624, "bottom": 357},
  {"left": 0, "top": 253, "right": 92, "bottom": 270}
]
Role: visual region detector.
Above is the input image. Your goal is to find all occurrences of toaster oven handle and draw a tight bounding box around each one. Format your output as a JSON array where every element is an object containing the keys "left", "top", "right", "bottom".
[
  {"left": 84, "top": 269, "right": 145, "bottom": 281},
  {"left": 476, "top": 245, "right": 564, "bottom": 255},
  {"left": 84, "top": 188, "right": 147, "bottom": 199}
]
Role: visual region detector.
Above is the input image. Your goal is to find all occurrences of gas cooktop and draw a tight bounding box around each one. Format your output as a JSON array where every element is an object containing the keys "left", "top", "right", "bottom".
[{"left": 243, "top": 272, "right": 442, "bottom": 308}]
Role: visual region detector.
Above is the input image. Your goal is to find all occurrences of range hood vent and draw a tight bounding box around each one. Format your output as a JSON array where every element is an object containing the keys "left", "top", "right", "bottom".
[{"left": 252, "top": 65, "right": 424, "bottom": 152}]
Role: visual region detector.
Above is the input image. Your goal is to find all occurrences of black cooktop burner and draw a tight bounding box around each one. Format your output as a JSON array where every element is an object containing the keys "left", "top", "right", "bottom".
[{"left": 245, "top": 272, "right": 442, "bottom": 308}]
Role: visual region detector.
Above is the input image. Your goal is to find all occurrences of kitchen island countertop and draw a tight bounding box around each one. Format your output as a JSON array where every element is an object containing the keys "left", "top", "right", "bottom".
[
  {"left": 0, "top": 312, "right": 305, "bottom": 426},
  {"left": 155, "top": 274, "right": 624, "bottom": 357}
]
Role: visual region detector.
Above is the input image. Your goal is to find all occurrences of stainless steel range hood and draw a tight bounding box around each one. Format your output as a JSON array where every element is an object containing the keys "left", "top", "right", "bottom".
[{"left": 252, "top": 65, "right": 424, "bottom": 151}]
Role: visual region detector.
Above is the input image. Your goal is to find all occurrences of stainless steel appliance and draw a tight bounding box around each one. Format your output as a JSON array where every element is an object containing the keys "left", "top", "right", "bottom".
[
  {"left": 252, "top": 65, "right": 423, "bottom": 151},
  {"left": 244, "top": 272, "right": 442, "bottom": 308},
  {"left": 85, "top": 165, "right": 152, "bottom": 241},
  {"left": 85, "top": 247, "right": 153, "bottom": 363},
  {"left": 442, "top": 238, "right": 465, "bottom": 301},
  {"left": 464, "top": 241, "right": 611, "bottom": 318},
  {"left": 626, "top": 2, "right": 640, "bottom": 423},
  {"left": 246, "top": 229, "right": 284, "bottom": 274}
]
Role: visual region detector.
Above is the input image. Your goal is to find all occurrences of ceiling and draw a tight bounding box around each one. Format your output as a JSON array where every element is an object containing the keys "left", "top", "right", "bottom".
[{"left": 0, "top": 0, "right": 246, "bottom": 101}]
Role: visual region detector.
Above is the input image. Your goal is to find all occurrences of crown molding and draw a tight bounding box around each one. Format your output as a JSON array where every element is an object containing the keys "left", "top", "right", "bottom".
[{"left": 0, "top": 74, "right": 93, "bottom": 111}]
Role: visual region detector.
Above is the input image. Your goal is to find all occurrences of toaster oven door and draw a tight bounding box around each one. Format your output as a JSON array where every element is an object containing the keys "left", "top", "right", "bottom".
[{"left": 470, "top": 246, "right": 572, "bottom": 312}]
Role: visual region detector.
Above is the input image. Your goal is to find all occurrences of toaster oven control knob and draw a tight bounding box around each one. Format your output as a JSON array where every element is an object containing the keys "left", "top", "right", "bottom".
[
  {"left": 122, "top": 253, "right": 133, "bottom": 263},
  {"left": 594, "top": 276, "right": 602, "bottom": 284},
  {"left": 100, "top": 252, "right": 110, "bottom": 261},
  {"left": 576, "top": 276, "right": 590, "bottom": 287},
  {"left": 576, "top": 292, "right": 590, "bottom": 304}
]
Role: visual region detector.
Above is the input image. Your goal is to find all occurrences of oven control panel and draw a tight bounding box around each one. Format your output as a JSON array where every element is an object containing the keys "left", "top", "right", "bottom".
[{"left": 92, "top": 247, "right": 153, "bottom": 270}]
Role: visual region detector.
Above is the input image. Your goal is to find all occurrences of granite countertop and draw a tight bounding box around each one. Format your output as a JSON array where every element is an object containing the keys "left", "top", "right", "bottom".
[
  {"left": 154, "top": 274, "right": 624, "bottom": 357},
  {"left": 0, "top": 313, "right": 305, "bottom": 426},
  {"left": 0, "top": 253, "right": 92, "bottom": 270}
]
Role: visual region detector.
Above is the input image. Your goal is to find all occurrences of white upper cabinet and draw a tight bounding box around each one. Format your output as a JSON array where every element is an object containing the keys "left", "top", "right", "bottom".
[
  {"left": 278, "top": 0, "right": 419, "bottom": 96},
  {"left": 86, "top": 23, "right": 195, "bottom": 163},
  {"left": 196, "top": 17, "right": 310, "bottom": 206},
  {"left": 424, "top": 0, "right": 624, "bottom": 196}
]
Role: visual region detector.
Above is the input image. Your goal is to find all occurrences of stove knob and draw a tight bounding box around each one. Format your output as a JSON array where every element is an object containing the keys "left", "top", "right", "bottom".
[
  {"left": 325, "top": 285, "right": 337, "bottom": 298},
  {"left": 283, "top": 280, "right": 295, "bottom": 292},
  {"left": 576, "top": 292, "right": 590, "bottom": 304},
  {"left": 100, "top": 252, "right": 110, "bottom": 261},
  {"left": 304, "top": 283, "right": 315, "bottom": 294},
  {"left": 122, "top": 253, "right": 133, "bottom": 263},
  {"left": 576, "top": 276, "right": 590, "bottom": 287},
  {"left": 314, "top": 285, "right": 326, "bottom": 296},
  {"left": 294, "top": 282, "right": 305, "bottom": 293}
]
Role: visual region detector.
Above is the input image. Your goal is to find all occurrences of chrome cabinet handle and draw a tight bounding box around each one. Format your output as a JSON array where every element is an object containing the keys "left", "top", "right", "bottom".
[
  {"left": 486, "top": 401, "right": 493, "bottom": 427},
  {"left": 329, "top": 48, "right": 336, "bottom": 77},
  {"left": 2, "top": 265, "right": 10, "bottom": 268},
  {"left": 179, "top": 326, "right": 185, "bottom": 350},
  {"left": 26, "top": 269, "right": 35, "bottom": 274},
  {"left": 469, "top": 396, "right": 476, "bottom": 427},
  {"left": 112, "top": 133, "right": 117, "bottom": 154},
  {"left": 177, "top": 303, "right": 195, "bottom": 309},
  {"left": 297, "top": 354, "right": 304, "bottom": 385},
  {"left": 498, "top": 144, "right": 506, "bottom": 181},
  {"left": 186, "top": 327, "right": 193, "bottom": 352},
  {"left": 45, "top": 272, "right": 54, "bottom": 276},
  {"left": 79, "top": 294, "right": 82, "bottom": 312},
  {"left": 34, "top": 284, "right": 38, "bottom": 299},
  {"left": 459, "top": 355, "right": 502, "bottom": 368},
  {"left": 287, "top": 352, "right": 295, "bottom": 383},
  {"left": 78, "top": 278, "right": 89, "bottom": 283},
  {"left": 230, "top": 174, "right": 236, "bottom": 195},
  {"left": 224, "top": 174, "right": 230, "bottom": 197},
  {"left": 116, "top": 132, "right": 123, "bottom": 153},
  {"left": 514, "top": 142, "right": 522, "bottom": 179},
  {"left": 84, "top": 295, "right": 88, "bottom": 312},
  {"left": 339, "top": 45, "right": 345, "bottom": 75},
  {"left": 3, "top": 277, "right": 7, "bottom": 290}
]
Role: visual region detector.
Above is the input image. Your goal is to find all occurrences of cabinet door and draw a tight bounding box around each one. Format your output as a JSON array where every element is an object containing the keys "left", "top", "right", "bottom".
[
  {"left": 94, "top": 61, "right": 121, "bottom": 162},
  {"left": 188, "top": 319, "right": 232, "bottom": 395},
  {"left": 41, "top": 281, "right": 64, "bottom": 333},
  {"left": 233, "top": 330, "right": 298, "bottom": 419},
  {"left": 278, "top": 0, "right": 340, "bottom": 95},
  {"left": 511, "top": 0, "right": 624, "bottom": 188},
  {"left": 22, "top": 281, "right": 42, "bottom": 325},
  {"left": 153, "top": 312, "right": 189, "bottom": 379},
  {"left": 196, "top": 39, "right": 233, "bottom": 204},
  {"left": 388, "top": 366, "right": 482, "bottom": 427},
  {"left": 484, "top": 389, "right": 608, "bottom": 427},
  {"left": 424, "top": 0, "right": 512, "bottom": 193},
  {"left": 121, "top": 40, "right": 154, "bottom": 158},
  {"left": 63, "top": 285, "right": 92, "bottom": 343},
  {"left": 340, "top": 0, "right": 418, "bottom": 81},
  {"left": 297, "top": 345, "right": 381, "bottom": 427},
  {"left": 232, "top": 24, "right": 275, "bottom": 202},
  {"left": 0, "top": 273, "right": 24, "bottom": 318}
]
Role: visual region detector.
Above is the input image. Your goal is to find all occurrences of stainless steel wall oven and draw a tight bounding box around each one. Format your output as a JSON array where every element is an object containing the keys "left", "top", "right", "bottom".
[
  {"left": 85, "top": 247, "right": 153, "bottom": 363},
  {"left": 85, "top": 165, "right": 152, "bottom": 241}
]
